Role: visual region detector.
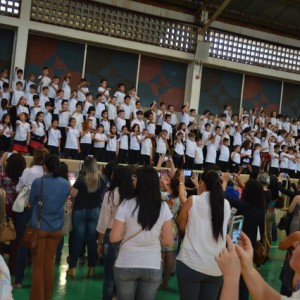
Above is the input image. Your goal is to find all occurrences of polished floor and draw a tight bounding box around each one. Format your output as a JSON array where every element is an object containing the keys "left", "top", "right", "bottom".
[{"left": 12, "top": 240, "right": 286, "bottom": 300}]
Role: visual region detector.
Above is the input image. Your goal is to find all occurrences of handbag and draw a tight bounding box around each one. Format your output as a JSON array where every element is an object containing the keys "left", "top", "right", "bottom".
[
  {"left": 13, "top": 186, "right": 29, "bottom": 213},
  {"left": 21, "top": 177, "right": 44, "bottom": 249},
  {"left": 0, "top": 188, "right": 16, "bottom": 243},
  {"left": 277, "top": 211, "right": 293, "bottom": 231}
]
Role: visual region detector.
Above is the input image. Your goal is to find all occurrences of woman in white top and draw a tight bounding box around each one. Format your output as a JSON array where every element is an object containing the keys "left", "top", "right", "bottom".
[
  {"left": 110, "top": 166, "right": 173, "bottom": 300},
  {"left": 176, "top": 169, "right": 231, "bottom": 300},
  {"left": 13, "top": 148, "right": 48, "bottom": 288},
  {"left": 97, "top": 166, "right": 134, "bottom": 300}
]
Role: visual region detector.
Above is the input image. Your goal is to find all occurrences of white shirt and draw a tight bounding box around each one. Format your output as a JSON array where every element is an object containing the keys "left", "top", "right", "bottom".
[
  {"left": 48, "top": 83, "right": 58, "bottom": 99},
  {"left": 15, "top": 121, "right": 30, "bottom": 141},
  {"left": 114, "top": 91, "right": 125, "bottom": 106},
  {"left": 252, "top": 149, "right": 261, "bottom": 167},
  {"left": 115, "top": 117, "right": 126, "bottom": 134},
  {"left": 29, "top": 106, "right": 42, "bottom": 123},
  {"left": 44, "top": 111, "right": 52, "bottom": 131},
  {"left": 0, "top": 124, "right": 12, "bottom": 137},
  {"left": 119, "top": 134, "right": 129, "bottom": 150},
  {"left": 174, "top": 141, "right": 185, "bottom": 156},
  {"left": 106, "top": 135, "right": 119, "bottom": 152},
  {"left": 11, "top": 90, "right": 25, "bottom": 106},
  {"left": 68, "top": 98, "right": 78, "bottom": 114},
  {"left": 233, "top": 132, "right": 242, "bottom": 146},
  {"left": 131, "top": 119, "right": 145, "bottom": 131},
  {"left": 54, "top": 97, "right": 62, "bottom": 115},
  {"left": 80, "top": 131, "right": 92, "bottom": 144},
  {"left": 162, "top": 121, "right": 172, "bottom": 139},
  {"left": 32, "top": 121, "right": 45, "bottom": 136},
  {"left": 146, "top": 122, "right": 156, "bottom": 135},
  {"left": 77, "top": 87, "right": 89, "bottom": 102},
  {"left": 16, "top": 165, "right": 44, "bottom": 192},
  {"left": 231, "top": 152, "right": 241, "bottom": 164},
  {"left": 106, "top": 103, "right": 117, "bottom": 120},
  {"left": 205, "top": 142, "right": 217, "bottom": 163},
  {"left": 219, "top": 145, "right": 229, "bottom": 162},
  {"left": 121, "top": 103, "right": 133, "bottom": 119},
  {"left": 65, "top": 127, "right": 79, "bottom": 149},
  {"left": 170, "top": 113, "right": 178, "bottom": 126},
  {"left": 280, "top": 153, "right": 290, "bottom": 169},
  {"left": 98, "top": 87, "right": 110, "bottom": 102},
  {"left": 94, "top": 133, "right": 107, "bottom": 148},
  {"left": 39, "top": 94, "right": 49, "bottom": 112},
  {"left": 141, "top": 138, "right": 152, "bottom": 156},
  {"left": 95, "top": 102, "right": 105, "bottom": 119},
  {"left": 271, "top": 153, "right": 279, "bottom": 168},
  {"left": 72, "top": 112, "right": 84, "bottom": 131},
  {"left": 115, "top": 199, "right": 172, "bottom": 269},
  {"left": 156, "top": 137, "right": 167, "bottom": 154},
  {"left": 83, "top": 101, "right": 93, "bottom": 116},
  {"left": 194, "top": 145, "right": 203, "bottom": 164},
  {"left": 130, "top": 133, "right": 142, "bottom": 150},
  {"left": 100, "top": 119, "right": 110, "bottom": 134},
  {"left": 186, "top": 139, "right": 196, "bottom": 158},
  {"left": 38, "top": 76, "right": 51, "bottom": 93},
  {"left": 59, "top": 111, "right": 70, "bottom": 128},
  {"left": 47, "top": 128, "right": 61, "bottom": 147},
  {"left": 62, "top": 81, "right": 71, "bottom": 100},
  {"left": 17, "top": 105, "right": 29, "bottom": 116},
  {"left": 177, "top": 192, "right": 230, "bottom": 276}
]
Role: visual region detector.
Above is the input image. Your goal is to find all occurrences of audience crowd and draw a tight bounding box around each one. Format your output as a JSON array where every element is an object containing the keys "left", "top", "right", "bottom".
[{"left": 0, "top": 67, "right": 300, "bottom": 300}]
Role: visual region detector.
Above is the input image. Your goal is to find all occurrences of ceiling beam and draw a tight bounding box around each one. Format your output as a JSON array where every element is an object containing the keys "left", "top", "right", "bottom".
[{"left": 199, "top": 0, "right": 232, "bottom": 35}]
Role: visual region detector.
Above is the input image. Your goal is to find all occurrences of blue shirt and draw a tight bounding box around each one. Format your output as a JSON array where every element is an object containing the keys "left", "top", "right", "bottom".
[{"left": 29, "top": 175, "right": 69, "bottom": 232}]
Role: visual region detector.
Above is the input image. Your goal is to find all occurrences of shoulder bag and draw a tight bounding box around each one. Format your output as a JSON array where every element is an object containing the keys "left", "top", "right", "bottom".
[
  {"left": 0, "top": 188, "right": 16, "bottom": 243},
  {"left": 21, "top": 177, "right": 44, "bottom": 249}
]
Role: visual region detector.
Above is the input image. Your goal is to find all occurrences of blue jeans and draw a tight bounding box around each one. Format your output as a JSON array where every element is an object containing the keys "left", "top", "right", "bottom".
[
  {"left": 69, "top": 208, "right": 100, "bottom": 268},
  {"left": 114, "top": 267, "right": 162, "bottom": 300},
  {"left": 102, "top": 230, "right": 120, "bottom": 300},
  {"left": 14, "top": 208, "right": 32, "bottom": 284}
]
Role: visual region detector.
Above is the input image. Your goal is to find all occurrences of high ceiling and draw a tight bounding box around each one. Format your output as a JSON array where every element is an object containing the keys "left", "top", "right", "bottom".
[{"left": 136, "top": 0, "right": 300, "bottom": 40}]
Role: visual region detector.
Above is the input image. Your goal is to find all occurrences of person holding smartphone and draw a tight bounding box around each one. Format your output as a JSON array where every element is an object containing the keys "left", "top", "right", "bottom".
[{"left": 176, "top": 170, "right": 231, "bottom": 300}]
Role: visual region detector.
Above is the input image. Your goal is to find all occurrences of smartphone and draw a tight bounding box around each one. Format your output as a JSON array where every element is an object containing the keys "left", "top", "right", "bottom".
[
  {"left": 183, "top": 169, "right": 192, "bottom": 177},
  {"left": 229, "top": 216, "right": 244, "bottom": 244},
  {"left": 230, "top": 173, "right": 234, "bottom": 180},
  {"left": 68, "top": 171, "right": 78, "bottom": 186}
]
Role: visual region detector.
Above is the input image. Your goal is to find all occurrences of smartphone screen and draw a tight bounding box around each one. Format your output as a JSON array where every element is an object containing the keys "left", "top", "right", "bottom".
[
  {"left": 183, "top": 169, "right": 192, "bottom": 177},
  {"left": 230, "top": 216, "right": 244, "bottom": 244},
  {"left": 68, "top": 171, "right": 78, "bottom": 186}
]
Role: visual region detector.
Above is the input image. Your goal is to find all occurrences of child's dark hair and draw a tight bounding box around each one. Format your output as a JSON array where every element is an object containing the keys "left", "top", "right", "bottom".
[
  {"left": 87, "top": 106, "right": 95, "bottom": 114},
  {"left": 1, "top": 98, "right": 8, "bottom": 109}
]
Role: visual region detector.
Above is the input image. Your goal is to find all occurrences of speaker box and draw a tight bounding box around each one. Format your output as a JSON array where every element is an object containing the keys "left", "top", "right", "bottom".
[{"left": 195, "top": 41, "right": 211, "bottom": 61}]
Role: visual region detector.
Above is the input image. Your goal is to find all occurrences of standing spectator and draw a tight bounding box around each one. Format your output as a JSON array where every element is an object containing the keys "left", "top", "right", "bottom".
[
  {"left": 110, "top": 166, "right": 173, "bottom": 300},
  {"left": 176, "top": 169, "right": 231, "bottom": 300},
  {"left": 67, "top": 157, "right": 106, "bottom": 278},
  {"left": 28, "top": 154, "right": 69, "bottom": 300}
]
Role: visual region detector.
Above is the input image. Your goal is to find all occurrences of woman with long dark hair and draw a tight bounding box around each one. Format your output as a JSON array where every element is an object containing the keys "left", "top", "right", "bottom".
[
  {"left": 97, "top": 165, "right": 134, "bottom": 300},
  {"left": 176, "top": 169, "right": 231, "bottom": 300},
  {"left": 110, "top": 166, "right": 173, "bottom": 300}
]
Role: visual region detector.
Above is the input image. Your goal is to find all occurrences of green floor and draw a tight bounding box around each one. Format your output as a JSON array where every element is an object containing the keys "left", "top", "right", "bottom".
[{"left": 12, "top": 242, "right": 285, "bottom": 300}]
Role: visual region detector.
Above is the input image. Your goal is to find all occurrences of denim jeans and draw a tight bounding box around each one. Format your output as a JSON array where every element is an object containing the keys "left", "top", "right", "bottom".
[
  {"left": 14, "top": 208, "right": 32, "bottom": 284},
  {"left": 69, "top": 207, "right": 100, "bottom": 268},
  {"left": 102, "top": 230, "right": 120, "bottom": 300},
  {"left": 114, "top": 267, "right": 162, "bottom": 300}
]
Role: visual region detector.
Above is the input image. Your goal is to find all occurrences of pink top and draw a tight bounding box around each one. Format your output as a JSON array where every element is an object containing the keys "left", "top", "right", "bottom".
[{"left": 96, "top": 188, "right": 120, "bottom": 233}]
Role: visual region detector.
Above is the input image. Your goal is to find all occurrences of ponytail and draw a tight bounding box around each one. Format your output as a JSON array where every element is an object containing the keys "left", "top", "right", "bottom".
[{"left": 201, "top": 170, "right": 225, "bottom": 242}]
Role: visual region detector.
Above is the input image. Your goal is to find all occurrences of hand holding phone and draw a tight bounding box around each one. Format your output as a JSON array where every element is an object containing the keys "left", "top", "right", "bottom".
[{"left": 229, "top": 216, "right": 244, "bottom": 244}]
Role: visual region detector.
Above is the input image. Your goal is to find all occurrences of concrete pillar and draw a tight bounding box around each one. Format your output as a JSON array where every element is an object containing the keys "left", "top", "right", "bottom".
[{"left": 12, "top": 0, "right": 32, "bottom": 70}]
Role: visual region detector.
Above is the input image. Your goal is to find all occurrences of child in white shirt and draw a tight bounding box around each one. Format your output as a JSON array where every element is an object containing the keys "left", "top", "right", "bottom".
[
  {"left": 47, "top": 119, "right": 61, "bottom": 155},
  {"left": 140, "top": 129, "right": 152, "bottom": 165},
  {"left": 118, "top": 126, "right": 129, "bottom": 163},
  {"left": 93, "top": 124, "right": 107, "bottom": 162},
  {"left": 65, "top": 118, "right": 80, "bottom": 159}
]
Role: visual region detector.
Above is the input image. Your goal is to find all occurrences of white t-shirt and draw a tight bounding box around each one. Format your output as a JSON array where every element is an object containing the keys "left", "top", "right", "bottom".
[
  {"left": 280, "top": 153, "right": 290, "bottom": 169},
  {"left": 106, "top": 103, "right": 117, "bottom": 120},
  {"left": 219, "top": 145, "right": 229, "bottom": 162},
  {"left": 146, "top": 122, "right": 156, "bottom": 136},
  {"left": 141, "top": 138, "right": 152, "bottom": 156},
  {"left": 98, "top": 87, "right": 110, "bottom": 102},
  {"left": 106, "top": 135, "right": 119, "bottom": 152},
  {"left": 59, "top": 111, "right": 70, "bottom": 128},
  {"left": 38, "top": 75, "right": 51, "bottom": 93},
  {"left": 47, "top": 128, "right": 61, "bottom": 147},
  {"left": 131, "top": 119, "right": 145, "bottom": 132},
  {"left": 54, "top": 97, "right": 62, "bottom": 115},
  {"left": 194, "top": 145, "right": 203, "bottom": 164},
  {"left": 114, "top": 91, "right": 125, "bottom": 106},
  {"left": 181, "top": 112, "right": 189, "bottom": 126},
  {"left": 11, "top": 90, "right": 25, "bottom": 106},
  {"left": 68, "top": 98, "right": 78, "bottom": 114},
  {"left": 100, "top": 119, "right": 110, "bottom": 134},
  {"left": 115, "top": 199, "right": 172, "bottom": 269},
  {"left": 271, "top": 153, "right": 279, "bottom": 168},
  {"left": 65, "top": 127, "right": 79, "bottom": 149},
  {"left": 233, "top": 132, "right": 242, "bottom": 146},
  {"left": 186, "top": 139, "right": 196, "bottom": 158},
  {"left": 44, "top": 111, "right": 52, "bottom": 131},
  {"left": 15, "top": 121, "right": 30, "bottom": 141},
  {"left": 77, "top": 87, "right": 89, "bottom": 102},
  {"left": 252, "top": 149, "right": 261, "bottom": 167},
  {"left": 95, "top": 102, "right": 105, "bottom": 119},
  {"left": 94, "top": 133, "right": 107, "bottom": 149},
  {"left": 205, "top": 142, "right": 217, "bottom": 163},
  {"left": 80, "top": 131, "right": 92, "bottom": 144},
  {"left": 231, "top": 152, "right": 241, "bottom": 164},
  {"left": 72, "top": 112, "right": 84, "bottom": 132},
  {"left": 17, "top": 105, "right": 29, "bottom": 116},
  {"left": 177, "top": 192, "right": 230, "bottom": 276},
  {"left": 156, "top": 137, "right": 167, "bottom": 154},
  {"left": 162, "top": 122, "right": 172, "bottom": 139},
  {"left": 115, "top": 117, "right": 126, "bottom": 134},
  {"left": 62, "top": 81, "right": 71, "bottom": 100},
  {"left": 83, "top": 101, "right": 93, "bottom": 116},
  {"left": 174, "top": 141, "right": 185, "bottom": 156},
  {"left": 119, "top": 134, "right": 129, "bottom": 150},
  {"left": 121, "top": 103, "right": 133, "bottom": 120},
  {"left": 48, "top": 83, "right": 58, "bottom": 99},
  {"left": 32, "top": 121, "right": 45, "bottom": 136},
  {"left": 130, "top": 133, "right": 142, "bottom": 150},
  {"left": 29, "top": 106, "right": 42, "bottom": 123}
]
